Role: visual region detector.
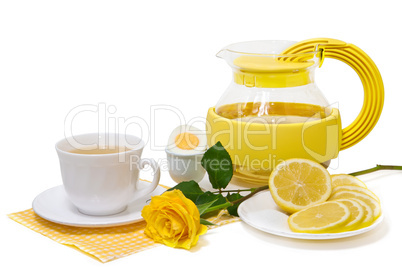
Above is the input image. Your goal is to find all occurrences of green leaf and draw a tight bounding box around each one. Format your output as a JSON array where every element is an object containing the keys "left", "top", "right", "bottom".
[
  {"left": 226, "top": 192, "right": 243, "bottom": 217},
  {"left": 167, "top": 180, "right": 204, "bottom": 203},
  {"left": 195, "top": 191, "right": 225, "bottom": 206},
  {"left": 203, "top": 201, "right": 231, "bottom": 215},
  {"left": 196, "top": 192, "right": 229, "bottom": 217},
  {"left": 201, "top": 141, "right": 233, "bottom": 190},
  {"left": 196, "top": 198, "right": 220, "bottom": 216},
  {"left": 200, "top": 218, "right": 215, "bottom": 226}
]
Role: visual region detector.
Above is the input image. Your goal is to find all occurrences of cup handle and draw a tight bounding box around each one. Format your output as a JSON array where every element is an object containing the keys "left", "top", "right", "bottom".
[
  {"left": 282, "top": 38, "right": 384, "bottom": 150},
  {"left": 132, "top": 158, "right": 160, "bottom": 200}
]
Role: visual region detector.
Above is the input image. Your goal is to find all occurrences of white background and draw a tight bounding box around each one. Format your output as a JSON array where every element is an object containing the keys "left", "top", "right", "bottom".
[{"left": 1, "top": 0, "right": 401, "bottom": 272}]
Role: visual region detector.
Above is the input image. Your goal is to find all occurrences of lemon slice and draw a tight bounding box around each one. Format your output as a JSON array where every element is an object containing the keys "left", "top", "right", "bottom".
[
  {"left": 269, "top": 158, "right": 332, "bottom": 213},
  {"left": 329, "top": 190, "right": 381, "bottom": 220},
  {"left": 332, "top": 185, "right": 380, "bottom": 202},
  {"left": 335, "top": 199, "right": 364, "bottom": 231},
  {"left": 351, "top": 198, "right": 374, "bottom": 229},
  {"left": 331, "top": 174, "right": 367, "bottom": 188},
  {"left": 288, "top": 201, "right": 351, "bottom": 233}
]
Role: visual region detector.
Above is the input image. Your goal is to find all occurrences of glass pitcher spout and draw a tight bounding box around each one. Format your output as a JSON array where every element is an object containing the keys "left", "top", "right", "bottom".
[{"left": 215, "top": 49, "right": 226, "bottom": 59}]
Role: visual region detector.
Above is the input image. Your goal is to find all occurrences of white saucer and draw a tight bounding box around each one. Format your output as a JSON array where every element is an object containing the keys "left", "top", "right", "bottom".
[
  {"left": 238, "top": 191, "right": 384, "bottom": 240},
  {"left": 32, "top": 180, "right": 167, "bottom": 228}
]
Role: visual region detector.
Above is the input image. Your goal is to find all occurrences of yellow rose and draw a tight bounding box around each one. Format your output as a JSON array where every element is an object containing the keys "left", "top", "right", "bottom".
[{"left": 141, "top": 189, "right": 208, "bottom": 250}]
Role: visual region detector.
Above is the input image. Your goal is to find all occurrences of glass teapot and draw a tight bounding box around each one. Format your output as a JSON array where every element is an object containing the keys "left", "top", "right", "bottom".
[{"left": 206, "top": 38, "right": 384, "bottom": 184}]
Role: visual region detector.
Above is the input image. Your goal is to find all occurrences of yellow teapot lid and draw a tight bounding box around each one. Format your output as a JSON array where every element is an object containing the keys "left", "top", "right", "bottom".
[
  {"left": 233, "top": 55, "right": 314, "bottom": 72},
  {"left": 232, "top": 55, "right": 315, "bottom": 88}
]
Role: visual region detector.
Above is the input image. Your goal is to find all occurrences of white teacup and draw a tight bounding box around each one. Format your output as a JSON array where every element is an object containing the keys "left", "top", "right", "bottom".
[{"left": 55, "top": 133, "right": 160, "bottom": 216}]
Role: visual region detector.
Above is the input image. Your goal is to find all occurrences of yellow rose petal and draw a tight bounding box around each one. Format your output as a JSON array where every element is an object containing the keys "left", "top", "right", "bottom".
[{"left": 141, "top": 189, "right": 207, "bottom": 250}]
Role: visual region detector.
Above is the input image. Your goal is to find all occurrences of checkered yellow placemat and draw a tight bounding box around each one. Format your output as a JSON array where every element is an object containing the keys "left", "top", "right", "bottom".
[{"left": 8, "top": 187, "right": 239, "bottom": 263}]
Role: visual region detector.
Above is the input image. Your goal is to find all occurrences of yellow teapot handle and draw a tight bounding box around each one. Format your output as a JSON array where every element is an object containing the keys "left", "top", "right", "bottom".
[{"left": 282, "top": 38, "right": 384, "bottom": 150}]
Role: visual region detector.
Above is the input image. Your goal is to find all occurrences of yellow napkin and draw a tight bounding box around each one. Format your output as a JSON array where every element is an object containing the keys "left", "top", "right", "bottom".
[{"left": 8, "top": 193, "right": 238, "bottom": 263}]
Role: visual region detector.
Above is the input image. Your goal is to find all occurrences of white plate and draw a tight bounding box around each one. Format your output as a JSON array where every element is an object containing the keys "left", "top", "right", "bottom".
[
  {"left": 238, "top": 191, "right": 384, "bottom": 240},
  {"left": 32, "top": 180, "right": 167, "bottom": 228}
]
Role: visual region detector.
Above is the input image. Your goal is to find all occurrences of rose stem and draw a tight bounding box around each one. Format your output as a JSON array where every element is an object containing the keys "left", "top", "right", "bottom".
[
  {"left": 348, "top": 164, "right": 402, "bottom": 177},
  {"left": 230, "top": 185, "right": 269, "bottom": 205}
]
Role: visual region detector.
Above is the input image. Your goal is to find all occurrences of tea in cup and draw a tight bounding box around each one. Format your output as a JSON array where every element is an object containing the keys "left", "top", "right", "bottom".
[{"left": 55, "top": 133, "right": 160, "bottom": 216}]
